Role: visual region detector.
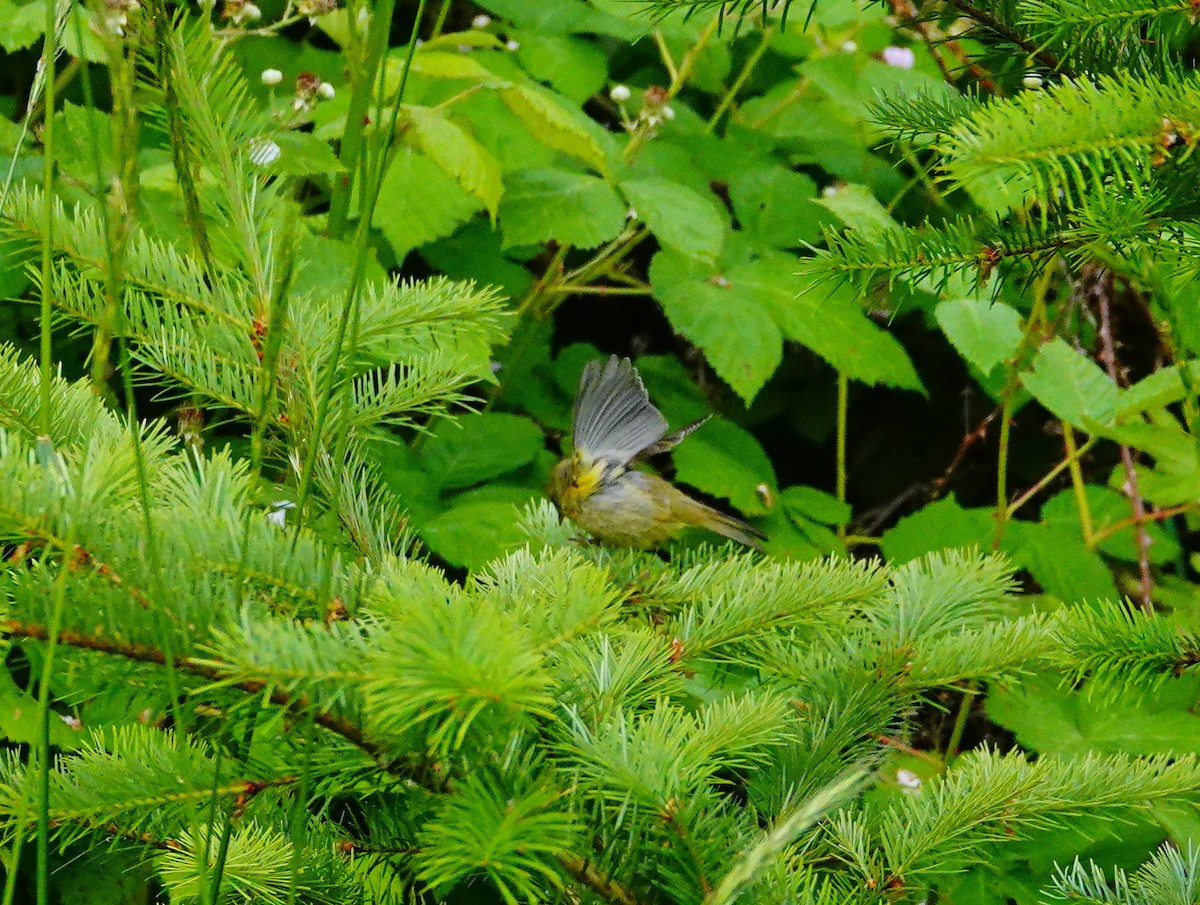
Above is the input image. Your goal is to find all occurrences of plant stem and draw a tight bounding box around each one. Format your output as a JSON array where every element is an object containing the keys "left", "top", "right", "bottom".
[
  {"left": 1005, "top": 436, "right": 1097, "bottom": 517},
  {"left": 1062, "top": 423, "right": 1095, "bottom": 545},
  {"left": 836, "top": 372, "right": 849, "bottom": 539},
  {"left": 705, "top": 27, "right": 774, "bottom": 133}
]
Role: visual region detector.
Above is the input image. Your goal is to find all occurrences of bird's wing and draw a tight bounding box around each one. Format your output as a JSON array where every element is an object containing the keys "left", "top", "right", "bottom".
[
  {"left": 632, "top": 415, "right": 710, "bottom": 462},
  {"left": 572, "top": 355, "right": 668, "bottom": 464}
]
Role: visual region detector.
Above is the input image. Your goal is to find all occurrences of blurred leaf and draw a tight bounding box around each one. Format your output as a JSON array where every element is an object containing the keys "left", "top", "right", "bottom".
[
  {"left": 1021, "top": 339, "right": 1120, "bottom": 431},
  {"left": 649, "top": 250, "right": 782, "bottom": 403},
  {"left": 515, "top": 32, "right": 608, "bottom": 103},
  {"left": 420, "top": 499, "right": 529, "bottom": 570},
  {"left": 881, "top": 495, "right": 994, "bottom": 563},
  {"left": 404, "top": 106, "right": 504, "bottom": 216},
  {"left": 781, "top": 485, "right": 850, "bottom": 525},
  {"left": 672, "top": 417, "right": 776, "bottom": 517},
  {"left": 499, "top": 83, "right": 608, "bottom": 171},
  {"left": 264, "top": 131, "right": 346, "bottom": 177},
  {"left": 498, "top": 168, "right": 626, "bottom": 249},
  {"left": 1002, "top": 519, "right": 1119, "bottom": 603},
  {"left": 622, "top": 177, "right": 725, "bottom": 259},
  {"left": 419, "top": 413, "right": 545, "bottom": 491},
  {"left": 935, "top": 297, "right": 1024, "bottom": 378},
  {"left": 814, "top": 183, "right": 896, "bottom": 240},
  {"left": 759, "top": 262, "right": 924, "bottom": 391},
  {"left": 728, "top": 166, "right": 827, "bottom": 250},
  {"left": 374, "top": 148, "right": 481, "bottom": 258}
]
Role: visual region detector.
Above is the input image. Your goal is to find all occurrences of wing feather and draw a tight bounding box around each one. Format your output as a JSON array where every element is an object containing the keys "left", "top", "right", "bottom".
[{"left": 571, "top": 355, "right": 668, "bottom": 464}]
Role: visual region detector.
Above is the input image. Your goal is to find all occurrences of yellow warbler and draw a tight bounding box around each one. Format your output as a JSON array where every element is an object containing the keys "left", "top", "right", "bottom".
[{"left": 548, "top": 355, "right": 762, "bottom": 549}]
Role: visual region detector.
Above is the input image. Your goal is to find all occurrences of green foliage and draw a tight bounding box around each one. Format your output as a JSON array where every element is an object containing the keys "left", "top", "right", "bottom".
[{"left": 5, "top": 0, "right": 1200, "bottom": 902}]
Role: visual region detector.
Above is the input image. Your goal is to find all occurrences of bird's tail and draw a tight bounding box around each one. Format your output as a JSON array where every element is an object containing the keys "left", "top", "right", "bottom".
[{"left": 687, "top": 500, "right": 765, "bottom": 550}]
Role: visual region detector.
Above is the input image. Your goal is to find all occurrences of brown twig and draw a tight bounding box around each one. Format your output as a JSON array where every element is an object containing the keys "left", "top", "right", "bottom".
[
  {"left": 1, "top": 619, "right": 389, "bottom": 763},
  {"left": 885, "top": 0, "right": 1000, "bottom": 93},
  {"left": 943, "top": 0, "right": 1075, "bottom": 78},
  {"left": 1089, "top": 268, "right": 1154, "bottom": 612}
]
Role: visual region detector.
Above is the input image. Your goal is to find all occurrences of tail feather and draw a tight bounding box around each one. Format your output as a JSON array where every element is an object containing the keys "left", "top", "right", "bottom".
[{"left": 684, "top": 498, "right": 764, "bottom": 550}]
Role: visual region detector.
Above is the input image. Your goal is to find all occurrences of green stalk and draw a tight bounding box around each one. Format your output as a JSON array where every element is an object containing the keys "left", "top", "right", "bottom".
[
  {"left": 292, "top": 0, "right": 428, "bottom": 531},
  {"left": 836, "top": 372, "right": 849, "bottom": 540}
]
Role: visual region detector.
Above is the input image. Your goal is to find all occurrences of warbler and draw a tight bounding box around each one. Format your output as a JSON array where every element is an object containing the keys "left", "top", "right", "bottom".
[{"left": 548, "top": 355, "right": 763, "bottom": 549}]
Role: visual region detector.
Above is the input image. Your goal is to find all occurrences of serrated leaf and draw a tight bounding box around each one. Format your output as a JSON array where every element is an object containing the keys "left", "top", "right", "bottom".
[
  {"left": 1003, "top": 520, "right": 1118, "bottom": 602},
  {"left": 649, "top": 250, "right": 782, "bottom": 403},
  {"left": 265, "top": 131, "right": 346, "bottom": 177},
  {"left": 672, "top": 418, "right": 776, "bottom": 517},
  {"left": 498, "top": 168, "right": 626, "bottom": 249},
  {"left": 500, "top": 84, "right": 607, "bottom": 171},
  {"left": 407, "top": 51, "right": 497, "bottom": 81},
  {"left": 1021, "top": 338, "right": 1121, "bottom": 431},
  {"left": 881, "top": 495, "right": 994, "bottom": 563},
  {"left": 420, "top": 499, "right": 528, "bottom": 571},
  {"left": 935, "top": 297, "right": 1023, "bottom": 378},
  {"left": 728, "top": 166, "right": 827, "bottom": 250},
  {"left": 404, "top": 106, "right": 504, "bottom": 216},
  {"left": 756, "top": 261, "right": 924, "bottom": 392},
  {"left": 814, "top": 184, "right": 897, "bottom": 240},
  {"left": 1119, "top": 362, "right": 1200, "bottom": 417},
  {"left": 418, "top": 413, "right": 544, "bottom": 491},
  {"left": 621, "top": 177, "right": 725, "bottom": 259},
  {"left": 780, "top": 485, "right": 850, "bottom": 525},
  {"left": 374, "top": 148, "right": 481, "bottom": 258}
]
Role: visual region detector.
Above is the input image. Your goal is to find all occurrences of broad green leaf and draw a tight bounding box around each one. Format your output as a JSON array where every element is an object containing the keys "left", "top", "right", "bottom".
[
  {"left": 407, "top": 51, "right": 496, "bottom": 81},
  {"left": 988, "top": 672, "right": 1200, "bottom": 756},
  {"left": 475, "top": 0, "right": 641, "bottom": 39},
  {"left": 419, "top": 413, "right": 544, "bottom": 491},
  {"left": 672, "top": 418, "right": 776, "bottom": 517},
  {"left": 500, "top": 84, "right": 607, "bottom": 171},
  {"left": 1041, "top": 485, "right": 1180, "bottom": 566},
  {"left": 498, "top": 168, "right": 626, "bottom": 249},
  {"left": 621, "top": 177, "right": 725, "bottom": 259},
  {"left": 265, "top": 131, "right": 346, "bottom": 177},
  {"left": 935, "top": 297, "right": 1023, "bottom": 378},
  {"left": 728, "top": 166, "right": 827, "bottom": 250},
  {"left": 1003, "top": 520, "right": 1118, "bottom": 602},
  {"left": 1020, "top": 338, "right": 1120, "bottom": 431},
  {"left": 404, "top": 106, "right": 504, "bottom": 215},
  {"left": 374, "top": 148, "right": 481, "bottom": 258},
  {"left": 813, "top": 183, "right": 897, "bottom": 240},
  {"left": 420, "top": 499, "right": 529, "bottom": 571},
  {"left": 781, "top": 485, "right": 851, "bottom": 525},
  {"left": 758, "top": 262, "right": 924, "bottom": 391},
  {"left": 881, "top": 495, "right": 993, "bottom": 563},
  {"left": 649, "top": 250, "right": 782, "bottom": 403},
  {"left": 515, "top": 32, "right": 608, "bottom": 103},
  {"left": 1119, "top": 362, "right": 1200, "bottom": 417}
]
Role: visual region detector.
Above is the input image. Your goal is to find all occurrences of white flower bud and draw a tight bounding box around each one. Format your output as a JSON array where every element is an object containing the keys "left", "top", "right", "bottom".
[
  {"left": 881, "top": 45, "right": 915, "bottom": 69},
  {"left": 661, "top": 105, "right": 675, "bottom": 121},
  {"left": 261, "top": 68, "right": 283, "bottom": 86},
  {"left": 841, "top": 39, "right": 858, "bottom": 53},
  {"left": 242, "top": 2, "right": 261, "bottom": 20},
  {"left": 471, "top": 13, "right": 491, "bottom": 28},
  {"left": 609, "top": 84, "right": 632, "bottom": 103},
  {"left": 1022, "top": 72, "right": 1044, "bottom": 89},
  {"left": 505, "top": 39, "right": 520, "bottom": 51},
  {"left": 317, "top": 81, "right": 336, "bottom": 100}
]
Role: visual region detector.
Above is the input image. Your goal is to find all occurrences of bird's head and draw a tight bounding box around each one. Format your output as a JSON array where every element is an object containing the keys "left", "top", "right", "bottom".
[{"left": 548, "top": 453, "right": 605, "bottom": 511}]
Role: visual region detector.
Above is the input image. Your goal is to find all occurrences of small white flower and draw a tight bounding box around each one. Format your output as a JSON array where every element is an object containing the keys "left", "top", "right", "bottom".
[
  {"left": 821, "top": 184, "right": 840, "bottom": 197},
  {"left": 317, "top": 81, "right": 336, "bottom": 100},
  {"left": 248, "top": 137, "right": 282, "bottom": 166},
  {"left": 242, "top": 2, "right": 261, "bottom": 20},
  {"left": 505, "top": 39, "right": 520, "bottom": 51},
  {"left": 266, "top": 500, "right": 296, "bottom": 527},
  {"left": 609, "top": 84, "right": 632, "bottom": 103},
  {"left": 897, "top": 768, "right": 922, "bottom": 793},
  {"left": 471, "top": 13, "right": 491, "bottom": 28},
  {"left": 841, "top": 39, "right": 858, "bottom": 53},
  {"left": 661, "top": 105, "right": 675, "bottom": 121},
  {"left": 881, "top": 45, "right": 915, "bottom": 69},
  {"left": 1022, "top": 72, "right": 1044, "bottom": 89},
  {"left": 261, "top": 68, "right": 283, "bottom": 86},
  {"left": 626, "top": 207, "right": 638, "bottom": 220},
  {"left": 61, "top": 714, "right": 83, "bottom": 730}
]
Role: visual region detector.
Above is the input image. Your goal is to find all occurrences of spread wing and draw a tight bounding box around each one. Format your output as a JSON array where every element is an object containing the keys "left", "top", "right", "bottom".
[{"left": 571, "top": 355, "right": 668, "bottom": 464}]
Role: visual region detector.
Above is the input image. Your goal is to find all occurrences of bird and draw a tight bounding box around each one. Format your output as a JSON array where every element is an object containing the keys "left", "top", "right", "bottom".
[{"left": 547, "top": 355, "right": 763, "bottom": 550}]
